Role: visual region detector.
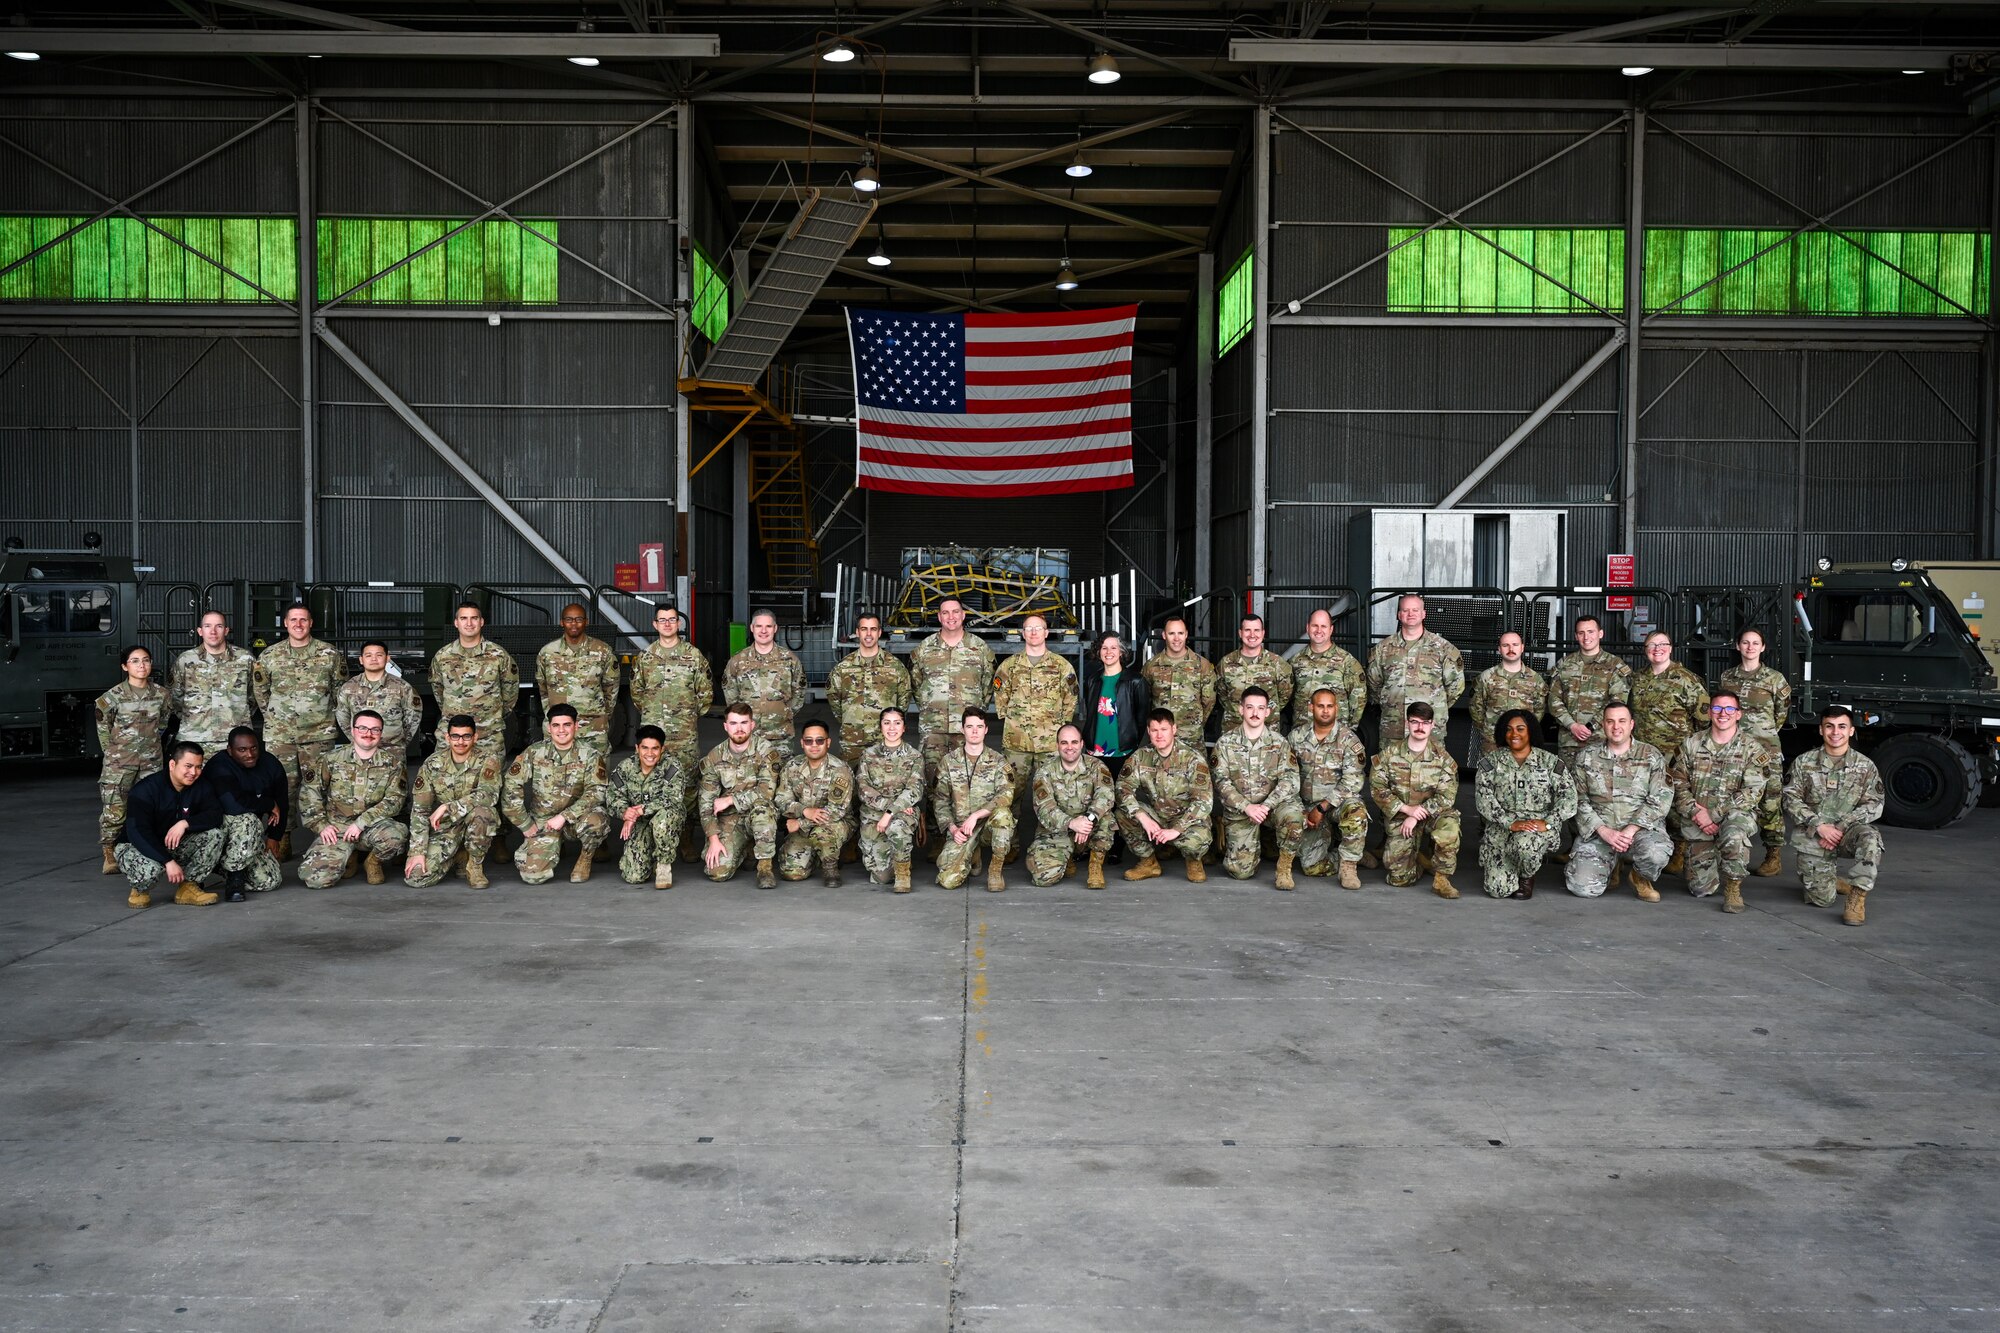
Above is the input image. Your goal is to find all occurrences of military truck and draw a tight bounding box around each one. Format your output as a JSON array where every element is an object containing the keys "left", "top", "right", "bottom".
[{"left": 0, "top": 544, "right": 139, "bottom": 762}]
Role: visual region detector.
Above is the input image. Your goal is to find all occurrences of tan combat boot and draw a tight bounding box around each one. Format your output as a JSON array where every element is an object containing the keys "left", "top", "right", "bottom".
[
  {"left": 756, "top": 858, "right": 777, "bottom": 889},
  {"left": 276, "top": 832, "right": 293, "bottom": 862},
  {"left": 1338, "top": 861, "right": 1361, "bottom": 890},
  {"left": 1360, "top": 848, "right": 1381, "bottom": 870},
  {"left": 174, "top": 882, "right": 219, "bottom": 906},
  {"left": 1752, "top": 846, "right": 1782, "bottom": 877},
  {"left": 893, "top": 861, "right": 913, "bottom": 893},
  {"left": 1606, "top": 861, "right": 1623, "bottom": 891},
  {"left": 1630, "top": 870, "right": 1661, "bottom": 903},
  {"left": 100, "top": 844, "right": 119, "bottom": 875},
  {"left": 986, "top": 855, "right": 1006, "bottom": 893},
  {"left": 821, "top": 857, "right": 841, "bottom": 887},
  {"left": 1185, "top": 856, "right": 1207, "bottom": 884},
  {"left": 654, "top": 860, "right": 674, "bottom": 889},
  {"left": 1123, "top": 855, "right": 1163, "bottom": 882},
  {"left": 1842, "top": 887, "right": 1867, "bottom": 926},
  {"left": 1721, "top": 878, "right": 1745, "bottom": 913},
  {"left": 1431, "top": 871, "right": 1459, "bottom": 900},
  {"left": 1664, "top": 840, "right": 1685, "bottom": 875},
  {"left": 491, "top": 841, "right": 514, "bottom": 865},
  {"left": 569, "top": 848, "right": 594, "bottom": 883},
  {"left": 1085, "top": 850, "right": 1107, "bottom": 889},
  {"left": 1274, "top": 851, "right": 1296, "bottom": 891},
  {"left": 363, "top": 852, "right": 387, "bottom": 885},
  {"left": 340, "top": 850, "right": 360, "bottom": 882},
  {"left": 127, "top": 888, "right": 151, "bottom": 909},
  {"left": 1834, "top": 878, "right": 1854, "bottom": 897},
  {"left": 464, "top": 856, "right": 490, "bottom": 889}
]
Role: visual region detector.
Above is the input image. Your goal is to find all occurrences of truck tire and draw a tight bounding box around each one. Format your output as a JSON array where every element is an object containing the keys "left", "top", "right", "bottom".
[{"left": 1871, "top": 732, "right": 1979, "bottom": 829}]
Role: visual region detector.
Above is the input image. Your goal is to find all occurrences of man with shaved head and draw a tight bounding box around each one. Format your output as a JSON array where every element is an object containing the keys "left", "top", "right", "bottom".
[
  {"left": 723, "top": 609, "right": 808, "bottom": 754},
  {"left": 537, "top": 602, "right": 620, "bottom": 751}
]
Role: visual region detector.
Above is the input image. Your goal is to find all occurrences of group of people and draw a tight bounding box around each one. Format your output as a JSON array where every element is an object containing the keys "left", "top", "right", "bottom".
[{"left": 91, "top": 591, "right": 1886, "bottom": 925}]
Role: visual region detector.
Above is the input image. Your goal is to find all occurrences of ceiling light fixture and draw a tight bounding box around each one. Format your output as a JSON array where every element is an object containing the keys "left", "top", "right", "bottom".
[
  {"left": 866, "top": 230, "right": 891, "bottom": 267},
  {"left": 824, "top": 38, "right": 857, "bottom": 63},
  {"left": 5, "top": 51, "right": 39, "bottom": 61},
  {"left": 1901, "top": 69, "right": 1924, "bottom": 75},
  {"left": 1065, "top": 153, "right": 1093, "bottom": 178},
  {"left": 568, "top": 56, "right": 600, "bottom": 66},
  {"left": 1087, "top": 52, "right": 1121, "bottom": 85},
  {"left": 854, "top": 151, "right": 880, "bottom": 194},
  {"left": 1621, "top": 65, "right": 1654, "bottom": 77},
  {"left": 1055, "top": 261, "right": 1080, "bottom": 292}
]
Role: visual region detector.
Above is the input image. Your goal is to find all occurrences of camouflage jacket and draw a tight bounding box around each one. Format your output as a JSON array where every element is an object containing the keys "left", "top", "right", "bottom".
[
  {"left": 630, "top": 639, "right": 714, "bottom": 742},
  {"left": 1032, "top": 755, "right": 1115, "bottom": 833},
  {"left": 1571, "top": 740, "right": 1673, "bottom": 832},
  {"left": 909, "top": 632, "right": 996, "bottom": 735},
  {"left": 254, "top": 638, "right": 348, "bottom": 745},
  {"left": 1369, "top": 741, "right": 1460, "bottom": 820},
  {"left": 933, "top": 745, "right": 1013, "bottom": 827},
  {"left": 299, "top": 744, "right": 407, "bottom": 830},
  {"left": 537, "top": 635, "right": 620, "bottom": 721},
  {"left": 826, "top": 650, "right": 912, "bottom": 735},
  {"left": 1215, "top": 650, "right": 1294, "bottom": 733},
  {"left": 1287, "top": 721, "right": 1367, "bottom": 807},
  {"left": 696, "top": 740, "right": 779, "bottom": 834},
  {"left": 856, "top": 741, "right": 926, "bottom": 818},
  {"left": 1668, "top": 729, "right": 1777, "bottom": 823},
  {"left": 1367, "top": 631, "right": 1467, "bottom": 717},
  {"left": 722, "top": 645, "right": 807, "bottom": 742},
  {"left": 1783, "top": 748, "right": 1885, "bottom": 832},
  {"left": 1719, "top": 664, "right": 1791, "bottom": 740},
  {"left": 1290, "top": 645, "right": 1368, "bottom": 729},
  {"left": 408, "top": 749, "right": 503, "bottom": 857},
  {"left": 608, "top": 754, "right": 686, "bottom": 820},
  {"left": 501, "top": 740, "right": 608, "bottom": 826},
  {"left": 1629, "top": 663, "right": 1709, "bottom": 758},
  {"left": 1473, "top": 747, "right": 1578, "bottom": 827},
  {"left": 1211, "top": 728, "right": 1301, "bottom": 813},
  {"left": 170, "top": 644, "right": 258, "bottom": 744},
  {"left": 431, "top": 639, "right": 521, "bottom": 729},
  {"left": 1469, "top": 665, "right": 1546, "bottom": 753},
  {"left": 1116, "top": 743, "right": 1213, "bottom": 830},
  {"left": 777, "top": 753, "right": 856, "bottom": 824},
  {"left": 1140, "top": 650, "right": 1216, "bottom": 734},
  {"left": 96, "top": 680, "right": 174, "bottom": 768},
  {"left": 337, "top": 672, "right": 426, "bottom": 754},
  {"left": 993, "top": 651, "right": 1079, "bottom": 755},
  {"left": 1547, "top": 650, "right": 1632, "bottom": 737}
]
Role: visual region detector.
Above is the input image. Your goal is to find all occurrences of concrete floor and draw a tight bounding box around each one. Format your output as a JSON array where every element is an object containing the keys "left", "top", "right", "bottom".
[{"left": 3, "top": 765, "right": 1998, "bottom": 1333}]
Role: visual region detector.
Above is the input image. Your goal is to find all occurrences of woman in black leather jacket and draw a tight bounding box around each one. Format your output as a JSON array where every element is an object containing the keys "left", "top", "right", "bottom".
[{"left": 1073, "top": 630, "right": 1151, "bottom": 779}]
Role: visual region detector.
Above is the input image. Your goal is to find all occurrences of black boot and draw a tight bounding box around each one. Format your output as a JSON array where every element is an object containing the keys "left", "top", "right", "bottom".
[{"left": 223, "top": 869, "right": 248, "bottom": 903}]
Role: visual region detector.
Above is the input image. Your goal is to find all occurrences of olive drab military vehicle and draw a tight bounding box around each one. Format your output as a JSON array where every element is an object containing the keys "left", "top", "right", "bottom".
[{"left": 0, "top": 545, "right": 137, "bottom": 761}]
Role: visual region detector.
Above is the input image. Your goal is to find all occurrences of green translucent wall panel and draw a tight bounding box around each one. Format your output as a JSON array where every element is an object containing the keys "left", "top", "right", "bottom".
[
  {"left": 1218, "top": 247, "right": 1253, "bottom": 357},
  {"left": 0, "top": 215, "right": 298, "bottom": 302},
  {"left": 316, "top": 218, "right": 559, "bottom": 304},
  {"left": 1388, "top": 226, "right": 1625, "bottom": 314},
  {"left": 690, "top": 243, "right": 730, "bottom": 343}
]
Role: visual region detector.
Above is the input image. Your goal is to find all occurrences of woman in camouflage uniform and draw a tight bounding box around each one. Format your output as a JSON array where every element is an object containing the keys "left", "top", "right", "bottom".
[
  {"left": 1719, "top": 628, "right": 1791, "bottom": 877},
  {"left": 95, "top": 645, "right": 174, "bottom": 872},
  {"left": 1473, "top": 709, "right": 1576, "bottom": 899}
]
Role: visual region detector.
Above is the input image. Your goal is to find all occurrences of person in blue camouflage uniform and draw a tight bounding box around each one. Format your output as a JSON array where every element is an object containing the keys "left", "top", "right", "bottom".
[{"left": 608, "top": 724, "right": 687, "bottom": 888}]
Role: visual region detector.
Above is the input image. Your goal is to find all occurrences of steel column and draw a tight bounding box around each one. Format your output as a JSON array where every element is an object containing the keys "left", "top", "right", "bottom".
[
  {"left": 1164, "top": 365, "right": 1178, "bottom": 589},
  {"left": 1250, "top": 107, "right": 1271, "bottom": 612},
  {"left": 295, "top": 97, "right": 317, "bottom": 581},
  {"left": 1194, "top": 251, "right": 1214, "bottom": 603},
  {"left": 1621, "top": 106, "right": 1645, "bottom": 557},
  {"left": 1984, "top": 128, "right": 2000, "bottom": 558},
  {"left": 675, "top": 103, "right": 694, "bottom": 615},
  {"left": 127, "top": 337, "right": 141, "bottom": 561},
  {"left": 732, "top": 427, "right": 750, "bottom": 626}
]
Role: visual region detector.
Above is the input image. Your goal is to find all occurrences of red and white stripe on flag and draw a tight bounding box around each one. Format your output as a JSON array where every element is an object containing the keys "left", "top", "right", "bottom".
[{"left": 848, "top": 304, "right": 1137, "bottom": 497}]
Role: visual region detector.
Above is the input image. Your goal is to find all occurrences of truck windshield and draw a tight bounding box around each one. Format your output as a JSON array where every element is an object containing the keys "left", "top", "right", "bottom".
[
  {"left": 4, "top": 586, "right": 115, "bottom": 637},
  {"left": 1823, "top": 591, "right": 1924, "bottom": 648}
]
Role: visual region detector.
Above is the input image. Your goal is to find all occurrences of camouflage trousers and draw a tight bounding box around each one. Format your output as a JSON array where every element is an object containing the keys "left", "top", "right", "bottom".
[
  {"left": 1678, "top": 809, "right": 1757, "bottom": 897},
  {"left": 1115, "top": 812, "right": 1213, "bottom": 866},
  {"left": 1005, "top": 749, "right": 1056, "bottom": 845},
  {"left": 1218, "top": 800, "right": 1306, "bottom": 879},
  {"left": 859, "top": 811, "right": 918, "bottom": 882},
  {"left": 515, "top": 813, "right": 610, "bottom": 886},
  {"left": 667, "top": 739, "right": 703, "bottom": 855},
  {"left": 778, "top": 819, "right": 853, "bottom": 880},
  {"left": 753, "top": 716, "right": 796, "bottom": 759},
  {"left": 116, "top": 827, "right": 224, "bottom": 891},
  {"left": 1793, "top": 824, "right": 1883, "bottom": 905},
  {"left": 404, "top": 809, "right": 500, "bottom": 888},
  {"left": 704, "top": 806, "right": 779, "bottom": 882},
  {"left": 1479, "top": 825, "right": 1562, "bottom": 898},
  {"left": 219, "top": 812, "right": 284, "bottom": 891},
  {"left": 613, "top": 808, "right": 678, "bottom": 885},
  {"left": 266, "top": 738, "right": 337, "bottom": 826},
  {"left": 300, "top": 820, "right": 410, "bottom": 889},
  {"left": 936, "top": 811, "right": 1015, "bottom": 890},
  {"left": 1383, "top": 809, "right": 1461, "bottom": 886},
  {"left": 1749, "top": 735, "right": 1785, "bottom": 848},
  {"left": 98, "top": 759, "right": 160, "bottom": 844},
  {"left": 1564, "top": 826, "right": 1672, "bottom": 898},
  {"left": 572, "top": 714, "right": 610, "bottom": 752},
  {"left": 1300, "top": 799, "right": 1370, "bottom": 874},
  {"left": 1026, "top": 815, "right": 1114, "bottom": 886}
]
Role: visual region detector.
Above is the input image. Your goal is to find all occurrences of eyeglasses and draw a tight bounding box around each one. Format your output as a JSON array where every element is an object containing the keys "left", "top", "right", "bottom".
[
  {"left": 1710, "top": 705, "right": 1740, "bottom": 714},
  {"left": 801, "top": 735, "right": 829, "bottom": 745}
]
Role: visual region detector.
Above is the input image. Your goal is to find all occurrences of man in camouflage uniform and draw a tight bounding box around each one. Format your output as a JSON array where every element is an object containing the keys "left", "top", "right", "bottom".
[
  {"left": 431, "top": 601, "right": 521, "bottom": 764},
  {"left": 172, "top": 610, "right": 258, "bottom": 751},
  {"left": 1117, "top": 709, "right": 1214, "bottom": 883},
  {"left": 115, "top": 743, "right": 223, "bottom": 908},
  {"left": 857, "top": 707, "right": 926, "bottom": 891},
  {"left": 1721, "top": 628, "right": 1792, "bottom": 877},
  {"left": 338, "top": 641, "right": 425, "bottom": 769},
  {"left": 1216, "top": 614, "right": 1293, "bottom": 737},
  {"left": 96, "top": 644, "right": 174, "bottom": 872},
  {"left": 202, "top": 726, "right": 287, "bottom": 898},
  {"left": 630, "top": 604, "right": 713, "bottom": 856},
  {"left": 1628, "top": 631, "right": 1708, "bottom": 874},
  {"left": 1290, "top": 609, "right": 1366, "bottom": 734},
  {"left": 1211, "top": 686, "right": 1306, "bottom": 888},
  {"left": 1668, "top": 690, "right": 1778, "bottom": 913},
  {"left": 1566, "top": 702, "right": 1673, "bottom": 900},
  {"left": 1468, "top": 632, "right": 1545, "bottom": 763},
  {"left": 298, "top": 709, "right": 408, "bottom": 889},
  {"left": 723, "top": 609, "right": 807, "bottom": 754},
  {"left": 501, "top": 703, "right": 608, "bottom": 885},
  {"left": 1290, "top": 688, "right": 1369, "bottom": 888},
  {"left": 1141, "top": 614, "right": 1216, "bottom": 736},
  {"left": 699, "top": 702, "right": 781, "bottom": 887},
  {"left": 1367, "top": 595, "right": 1466, "bottom": 746},
  {"left": 1026, "top": 723, "right": 1116, "bottom": 888},
  {"left": 537, "top": 603, "right": 621, "bottom": 750},
  {"left": 934, "top": 709, "right": 1014, "bottom": 893},
  {"left": 993, "top": 613, "right": 1079, "bottom": 858},
  {"left": 1369, "top": 702, "right": 1461, "bottom": 898},
  {"left": 255, "top": 603, "right": 348, "bottom": 851},
  {"left": 1784, "top": 705, "right": 1886, "bottom": 926},
  {"left": 607, "top": 724, "right": 687, "bottom": 889},
  {"left": 910, "top": 598, "right": 997, "bottom": 806},
  {"left": 828, "top": 613, "right": 912, "bottom": 767},
  {"left": 403, "top": 715, "right": 503, "bottom": 889},
  {"left": 1547, "top": 615, "right": 1632, "bottom": 762},
  {"left": 774, "top": 721, "right": 856, "bottom": 886}
]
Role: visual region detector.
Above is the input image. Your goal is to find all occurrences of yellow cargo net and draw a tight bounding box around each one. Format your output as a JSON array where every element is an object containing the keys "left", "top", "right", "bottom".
[{"left": 891, "top": 563, "right": 1074, "bottom": 630}]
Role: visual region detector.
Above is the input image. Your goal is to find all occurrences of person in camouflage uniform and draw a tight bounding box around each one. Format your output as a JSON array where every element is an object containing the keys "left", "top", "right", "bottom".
[
  {"left": 699, "top": 702, "right": 781, "bottom": 887},
  {"left": 1547, "top": 615, "right": 1631, "bottom": 761},
  {"left": 1721, "top": 627, "right": 1792, "bottom": 876},
  {"left": 1784, "top": 706, "right": 1886, "bottom": 925},
  {"left": 95, "top": 644, "right": 174, "bottom": 870},
  {"left": 1211, "top": 686, "right": 1306, "bottom": 887},
  {"left": 1474, "top": 710, "right": 1576, "bottom": 899},
  {"left": 630, "top": 605, "right": 714, "bottom": 856},
  {"left": 1215, "top": 614, "right": 1294, "bottom": 737},
  {"left": 827, "top": 613, "right": 912, "bottom": 767},
  {"left": 1291, "top": 609, "right": 1367, "bottom": 734},
  {"left": 993, "top": 614, "right": 1079, "bottom": 855},
  {"left": 1668, "top": 690, "right": 1778, "bottom": 912},
  {"left": 1468, "top": 632, "right": 1545, "bottom": 763},
  {"left": 537, "top": 603, "right": 621, "bottom": 749},
  {"left": 1369, "top": 702, "right": 1462, "bottom": 898},
  {"left": 607, "top": 724, "right": 686, "bottom": 889},
  {"left": 1117, "top": 709, "right": 1214, "bottom": 882},
  {"left": 857, "top": 708, "right": 926, "bottom": 891},
  {"left": 934, "top": 709, "right": 1015, "bottom": 892},
  {"left": 431, "top": 601, "right": 521, "bottom": 763},
  {"left": 501, "top": 704, "right": 609, "bottom": 885},
  {"left": 338, "top": 641, "right": 425, "bottom": 769},
  {"left": 203, "top": 727, "right": 288, "bottom": 897},
  {"left": 1289, "top": 688, "right": 1369, "bottom": 888},
  {"left": 115, "top": 744, "right": 223, "bottom": 908},
  {"left": 1142, "top": 614, "right": 1216, "bottom": 737},
  {"left": 1565, "top": 702, "right": 1674, "bottom": 900},
  {"left": 297, "top": 710, "right": 409, "bottom": 889},
  {"left": 1026, "top": 724, "right": 1116, "bottom": 888},
  {"left": 403, "top": 715, "right": 503, "bottom": 889},
  {"left": 723, "top": 610, "right": 808, "bottom": 754},
  {"left": 1366, "top": 595, "right": 1466, "bottom": 746},
  {"left": 172, "top": 610, "right": 258, "bottom": 750},
  {"left": 1628, "top": 631, "right": 1708, "bottom": 874},
  {"left": 910, "top": 598, "right": 997, "bottom": 803},
  {"left": 775, "top": 721, "right": 856, "bottom": 885},
  {"left": 255, "top": 604, "right": 348, "bottom": 840}
]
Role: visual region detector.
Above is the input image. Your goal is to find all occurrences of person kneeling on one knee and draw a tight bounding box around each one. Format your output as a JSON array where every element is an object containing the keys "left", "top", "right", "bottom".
[
  {"left": 1565, "top": 701, "right": 1674, "bottom": 901},
  {"left": 298, "top": 711, "right": 409, "bottom": 889},
  {"left": 1473, "top": 709, "right": 1575, "bottom": 900},
  {"left": 1783, "top": 705, "right": 1885, "bottom": 926},
  {"left": 503, "top": 703, "right": 610, "bottom": 886},
  {"left": 1212, "top": 686, "right": 1306, "bottom": 888},
  {"left": 115, "top": 741, "right": 226, "bottom": 908},
  {"left": 1369, "top": 702, "right": 1461, "bottom": 899}
]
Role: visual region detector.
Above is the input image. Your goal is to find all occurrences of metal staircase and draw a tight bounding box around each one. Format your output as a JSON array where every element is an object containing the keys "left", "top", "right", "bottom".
[
  {"left": 696, "top": 188, "right": 876, "bottom": 388},
  {"left": 749, "top": 427, "right": 819, "bottom": 589}
]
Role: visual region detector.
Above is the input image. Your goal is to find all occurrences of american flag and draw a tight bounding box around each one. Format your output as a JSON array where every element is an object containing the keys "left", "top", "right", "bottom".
[{"left": 847, "top": 305, "right": 1137, "bottom": 497}]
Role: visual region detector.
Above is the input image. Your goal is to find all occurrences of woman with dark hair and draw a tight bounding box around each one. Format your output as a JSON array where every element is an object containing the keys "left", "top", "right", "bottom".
[
  {"left": 1075, "top": 632, "right": 1150, "bottom": 861},
  {"left": 1472, "top": 707, "right": 1576, "bottom": 900},
  {"left": 95, "top": 643, "right": 174, "bottom": 874}
]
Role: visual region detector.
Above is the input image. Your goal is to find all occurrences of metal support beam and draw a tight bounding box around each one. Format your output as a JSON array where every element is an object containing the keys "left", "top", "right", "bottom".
[
  {"left": 12, "top": 30, "right": 720, "bottom": 57},
  {"left": 675, "top": 104, "right": 694, "bottom": 616},
  {"left": 127, "top": 338, "right": 141, "bottom": 562},
  {"left": 1195, "top": 251, "right": 1214, "bottom": 600},
  {"left": 1164, "top": 365, "right": 1178, "bottom": 591},
  {"left": 1621, "top": 107, "right": 1645, "bottom": 558},
  {"left": 688, "top": 0, "right": 956, "bottom": 97},
  {"left": 1436, "top": 333, "right": 1627, "bottom": 511},
  {"left": 989, "top": 1, "right": 1253, "bottom": 99},
  {"left": 1985, "top": 127, "right": 2000, "bottom": 558},
  {"left": 732, "top": 424, "right": 750, "bottom": 626},
  {"left": 295, "top": 97, "right": 317, "bottom": 581},
  {"left": 316, "top": 321, "right": 643, "bottom": 644},
  {"left": 210, "top": 0, "right": 399, "bottom": 31},
  {"left": 880, "top": 111, "right": 1194, "bottom": 212},
  {"left": 1250, "top": 107, "right": 1271, "bottom": 609},
  {"left": 1230, "top": 39, "right": 1964, "bottom": 72}
]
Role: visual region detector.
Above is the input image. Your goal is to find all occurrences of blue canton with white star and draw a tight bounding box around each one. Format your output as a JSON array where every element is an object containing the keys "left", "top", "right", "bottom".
[{"left": 850, "top": 309, "right": 967, "bottom": 412}]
